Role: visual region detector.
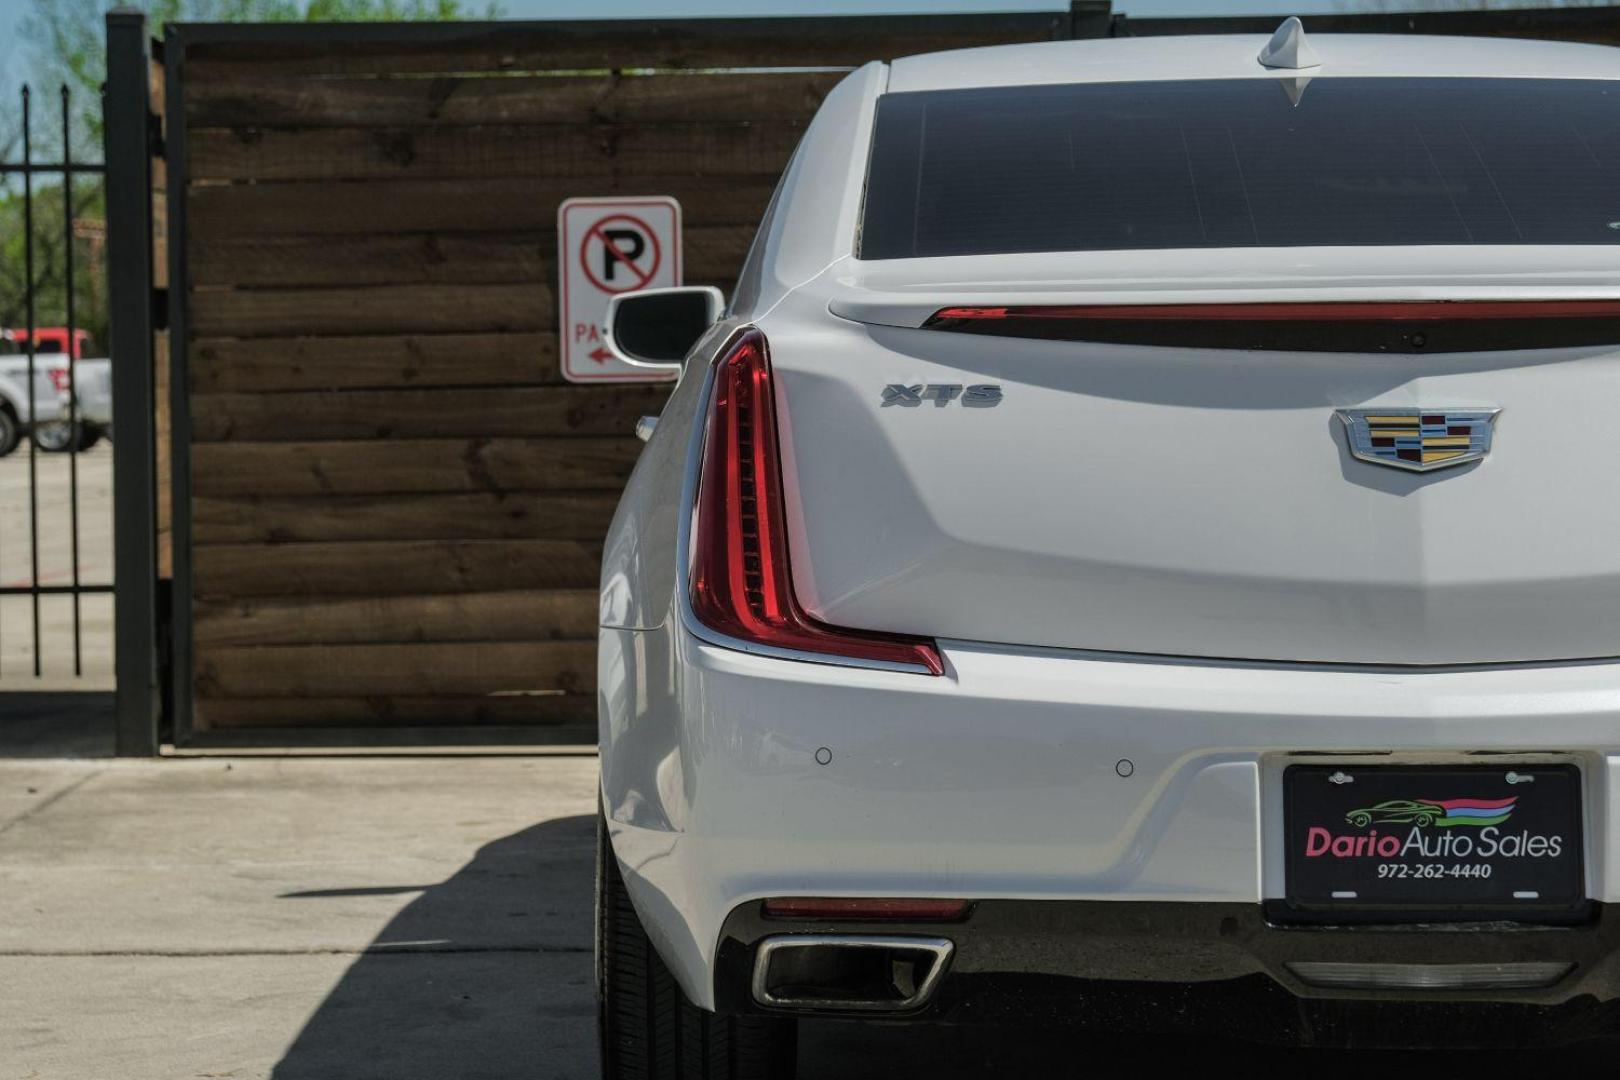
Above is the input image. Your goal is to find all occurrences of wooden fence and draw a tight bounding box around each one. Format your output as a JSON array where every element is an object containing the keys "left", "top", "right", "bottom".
[{"left": 162, "top": 13, "right": 1080, "bottom": 743}]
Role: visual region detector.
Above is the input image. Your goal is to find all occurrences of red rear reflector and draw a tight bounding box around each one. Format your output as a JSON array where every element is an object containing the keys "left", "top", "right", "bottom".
[
  {"left": 689, "top": 330, "right": 944, "bottom": 676},
  {"left": 763, "top": 897, "right": 970, "bottom": 921},
  {"left": 929, "top": 300, "right": 1620, "bottom": 324}
]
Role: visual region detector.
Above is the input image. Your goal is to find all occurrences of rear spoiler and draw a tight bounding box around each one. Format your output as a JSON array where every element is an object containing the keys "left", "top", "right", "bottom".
[{"left": 839, "top": 300, "right": 1620, "bottom": 354}]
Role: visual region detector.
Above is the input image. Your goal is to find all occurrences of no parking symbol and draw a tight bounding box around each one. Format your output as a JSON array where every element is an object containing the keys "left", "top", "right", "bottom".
[{"left": 558, "top": 197, "right": 682, "bottom": 383}]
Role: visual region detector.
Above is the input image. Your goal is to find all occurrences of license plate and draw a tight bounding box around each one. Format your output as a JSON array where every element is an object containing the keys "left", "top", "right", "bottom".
[{"left": 1283, "top": 764, "right": 1584, "bottom": 917}]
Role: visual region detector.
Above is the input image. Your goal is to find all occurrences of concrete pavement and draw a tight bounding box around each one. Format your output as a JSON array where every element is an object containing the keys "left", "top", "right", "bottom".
[
  {"left": 0, "top": 444, "right": 113, "bottom": 689},
  {"left": 3, "top": 752, "right": 1619, "bottom": 1079},
  {"left": 2, "top": 755, "right": 600, "bottom": 1079}
]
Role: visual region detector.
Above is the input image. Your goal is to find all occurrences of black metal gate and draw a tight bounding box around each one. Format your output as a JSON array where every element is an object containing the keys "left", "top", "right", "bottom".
[
  {"left": 105, "top": 12, "right": 163, "bottom": 756},
  {"left": 0, "top": 83, "right": 113, "bottom": 680},
  {"left": 0, "top": 13, "right": 164, "bottom": 756}
]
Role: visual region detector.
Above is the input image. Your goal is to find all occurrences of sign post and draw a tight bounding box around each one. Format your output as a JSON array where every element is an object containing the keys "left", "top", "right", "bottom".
[{"left": 558, "top": 196, "right": 683, "bottom": 383}]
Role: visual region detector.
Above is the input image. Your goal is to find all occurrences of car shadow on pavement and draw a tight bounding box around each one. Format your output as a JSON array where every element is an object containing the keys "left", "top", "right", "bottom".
[
  {"left": 270, "top": 813, "right": 599, "bottom": 1080},
  {"left": 268, "top": 812, "right": 1620, "bottom": 1080},
  {"left": 800, "top": 1019, "right": 1620, "bottom": 1079}
]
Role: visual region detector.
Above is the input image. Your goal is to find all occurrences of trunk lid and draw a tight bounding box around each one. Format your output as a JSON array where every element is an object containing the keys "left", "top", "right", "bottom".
[{"left": 769, "top": 259, "right": 1620, "bottom": 666}]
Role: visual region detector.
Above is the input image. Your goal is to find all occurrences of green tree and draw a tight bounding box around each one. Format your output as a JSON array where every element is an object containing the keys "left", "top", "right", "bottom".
[{"left": 0, "top": 180, "right": 108, "bottom": 347}]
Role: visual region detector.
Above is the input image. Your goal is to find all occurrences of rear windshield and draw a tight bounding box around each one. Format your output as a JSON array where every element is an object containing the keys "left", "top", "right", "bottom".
[{"left": 859, "top": 77, "right": 1620, "bottom": 259}]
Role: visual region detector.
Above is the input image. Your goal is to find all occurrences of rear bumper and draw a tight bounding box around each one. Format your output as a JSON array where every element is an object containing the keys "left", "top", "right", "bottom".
[
  {"left": 598, "top": 624, "right": 1620, "bottom": 1012},
  {"left": 715, "top": 900, "right": 1620, "bottom": 1047}
]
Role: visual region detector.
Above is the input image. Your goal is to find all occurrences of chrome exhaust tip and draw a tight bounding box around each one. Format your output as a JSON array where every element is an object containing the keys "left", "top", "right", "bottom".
[{"left": 750, "top": 934, "right": 954, "bottom": 1012}]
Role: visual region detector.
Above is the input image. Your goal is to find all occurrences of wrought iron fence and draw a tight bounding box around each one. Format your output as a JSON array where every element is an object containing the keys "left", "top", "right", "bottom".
[{"left": 0, "top": 83, "right": 112, "bottom": 679}]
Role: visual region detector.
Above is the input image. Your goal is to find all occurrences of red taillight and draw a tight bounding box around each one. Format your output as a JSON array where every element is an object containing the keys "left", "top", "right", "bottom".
[
  {"left": 762, "top": 897, "right": 970, "bottom": 921},
  {"left": 689, "top": 330, "right": 944, "bottom": 676}
]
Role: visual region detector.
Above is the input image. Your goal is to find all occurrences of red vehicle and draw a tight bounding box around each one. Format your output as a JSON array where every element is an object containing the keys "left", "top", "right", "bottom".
[{"left": 6, "top": 327, "right": 98, "bottom": 360}]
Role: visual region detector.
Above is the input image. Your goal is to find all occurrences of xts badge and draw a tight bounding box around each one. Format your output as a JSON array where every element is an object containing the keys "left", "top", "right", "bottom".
[{"left": 881, "top": 384, "right": 1003, "bottom": 408}]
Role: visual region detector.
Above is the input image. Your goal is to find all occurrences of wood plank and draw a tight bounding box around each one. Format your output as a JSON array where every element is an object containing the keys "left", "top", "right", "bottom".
[
  {"left": 188, "top": 225, "right": 754, "bottom": 288},
  {"left": 194, "top": 491, "right": 621, "bottom": 544},
  {"left": 179, "top": 16, "right": 1066, "bottom": 77},
  {"left": 188, "top": 122, "right": 804, "bottom": 182},
  {"left": 191, "top": 436, "right": 641, "bottom": 495},
  {"left": 187, "top": 177, "right": 778, "bottom": 237},
  {"left": 150, "top": 55, "right": 166, "bottom": 119},
  {"left": 187, "top": 71, "right": 843, "bottom": 128},
  {"left": 191, "top": 386, "right": 671, "bottom": 441},
  {"left": 193, "top": 589, "right": 598, "bottom": 646},
  {"left": 194, "top": 639, "right": 595, "bottom": 697},
  {"left": 195, "top": 695, "right": 595, "bottom": 730},
  {"left": 190, "top": 282, "right": 551, "bottom": 338},
  {"left": 192, "top": 232, "right": 548, "bottom": 289},
  {"left": 152, "top": 186, "right": 169, "bottom": 289},
  {"left": 189, "top": 333, "right": 562, "bottom": 392},
  {"left": 193, "top": 539, "right": 603, "bottom": 597}
]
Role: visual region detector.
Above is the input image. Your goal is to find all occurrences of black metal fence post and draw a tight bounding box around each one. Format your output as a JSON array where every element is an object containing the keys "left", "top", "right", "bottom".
[
  {"left": 105, "top": 9, "right": 160, "bottom": 756},
  {"left": 164, "top": 26, "right": 192, "bottom": 747},
  {"left": 63, "top": 86, "right": 84, "bottom": 677},
  {"left": 21, "top": 86, "right": 41, "bottom": 676},
  {"left": 1069, "top": 1, "right": 1114, "bottom": 39}
]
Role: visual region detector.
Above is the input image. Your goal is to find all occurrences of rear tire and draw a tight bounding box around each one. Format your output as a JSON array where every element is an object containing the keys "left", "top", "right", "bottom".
[
  {"left": 597, "top": 808, "right": 796, "bottom": 1080},
  {"left": 0, "top": 408, "right": 19, "bottom": 457},
  {"left": 32, "top": 420, "right": 99, "bottom": 452}
]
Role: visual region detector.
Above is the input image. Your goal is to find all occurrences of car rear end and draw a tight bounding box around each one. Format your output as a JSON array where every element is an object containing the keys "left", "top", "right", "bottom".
[
  {"left": 0, "top": 334, "right": 83, "bottom": 450},
  {"left": 55, "top": 357, "right": 113, "bottom": 430},
  {"left": 600, "top": 32, "right": 1620, "bottom": 1056}
]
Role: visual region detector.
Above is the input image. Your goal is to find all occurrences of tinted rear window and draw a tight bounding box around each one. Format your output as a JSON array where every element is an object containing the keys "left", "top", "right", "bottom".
[{"left": 859, "top": 78, "right": 1620, "bottom": 259}]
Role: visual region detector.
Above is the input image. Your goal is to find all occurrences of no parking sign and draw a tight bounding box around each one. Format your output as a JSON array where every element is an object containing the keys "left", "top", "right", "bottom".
[{"left": 558, "top": 196, "right": 683, "bottom": 383}]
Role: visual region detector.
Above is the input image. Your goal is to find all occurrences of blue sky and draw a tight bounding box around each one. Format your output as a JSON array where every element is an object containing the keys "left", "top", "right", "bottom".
[{"left": 0, "top": 0, "right": 1355, "bottom": 81}]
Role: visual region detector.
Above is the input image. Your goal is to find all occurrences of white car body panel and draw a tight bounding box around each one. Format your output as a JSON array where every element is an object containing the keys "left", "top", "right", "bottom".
[
  {"left": 603, "top": 620, "right": 1620, "bottom": 1006},
  {"left": 745, "top": 62, "right": 884, "bottom": 310},
  {"left": 0, "top": 358, "right": 69, "bottom": 430},
  {"left": 0, "top": 355, "right": 112, "bottom": 433},
  {"left": 772, "top": 283, "right": 1620, "bottom": 666},
  {"left": 598, "top": 31, "right": 1620, "bottom": 1015},
  {"left": 61, "top": 358, "right": 112, "bottom": 428},
  {"left": 830, "top": 246, "right": 1620, "bottom": 329}
]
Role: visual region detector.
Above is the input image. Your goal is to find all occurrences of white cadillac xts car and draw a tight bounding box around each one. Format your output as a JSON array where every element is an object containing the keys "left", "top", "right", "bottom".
[{"left": 596, "top": 23, "right": 1620, "bottom": 1077}]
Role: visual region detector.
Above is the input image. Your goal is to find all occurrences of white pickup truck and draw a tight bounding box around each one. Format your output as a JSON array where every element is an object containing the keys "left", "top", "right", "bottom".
[{"left": 0, "top": 330, "right": 112, "bottom": 455}]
